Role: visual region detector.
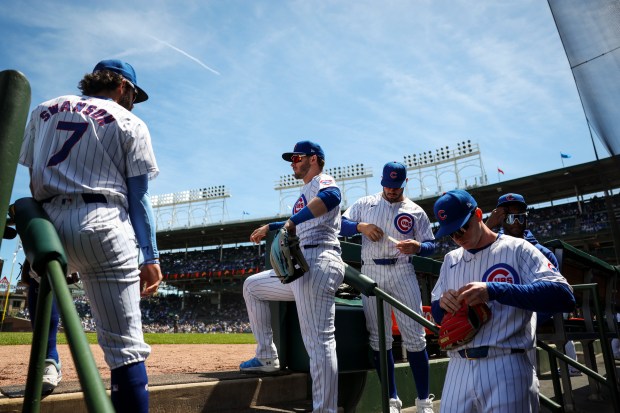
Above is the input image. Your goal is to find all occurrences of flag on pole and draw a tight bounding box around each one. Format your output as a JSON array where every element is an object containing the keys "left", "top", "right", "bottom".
[
  {"left": 561, "top": 153, "right": 572, "bottom": 159},
  {"left": 242, "top": 211, "right": 250, "bottom": 215},
  {"left": 497, "top": 167, "right": 505, "bottom": 175}
]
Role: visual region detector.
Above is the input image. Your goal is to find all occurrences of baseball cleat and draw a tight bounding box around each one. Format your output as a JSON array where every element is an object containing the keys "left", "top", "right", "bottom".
[
  {"left": 415, "top": 394, "right": 435, "bottom": 413},
  {"left": 239, "top": 357, "right": 280, "bottom": 373},
  {"left": 389, "top": 397, "right": 402, "bottom": 413},
  {"left": 42, "top": 359, "right": 62, "bottom": 393}
]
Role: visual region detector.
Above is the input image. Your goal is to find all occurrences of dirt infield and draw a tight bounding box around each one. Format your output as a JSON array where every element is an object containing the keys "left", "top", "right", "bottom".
[{"left": 0, "top": 344, "right": 256, "bottom": 387}]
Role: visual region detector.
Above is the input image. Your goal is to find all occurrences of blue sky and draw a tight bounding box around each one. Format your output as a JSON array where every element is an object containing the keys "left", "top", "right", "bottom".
[{"left": 0, "top": 1, "right": 610, "bottom": 280}]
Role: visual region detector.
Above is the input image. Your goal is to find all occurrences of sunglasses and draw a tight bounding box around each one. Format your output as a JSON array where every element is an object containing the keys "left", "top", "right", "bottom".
[
  {"left": 449, "top": 210, "right": 476, "bottom": 239},
  {"left": 124, "top": 79, "right": 139, "bottom": 103},
  {"left": 290, "top": 154, "right": 309, "bottom": 163},
  {"left": 505, "top": 213, "right": 527, "bottom": 225}
]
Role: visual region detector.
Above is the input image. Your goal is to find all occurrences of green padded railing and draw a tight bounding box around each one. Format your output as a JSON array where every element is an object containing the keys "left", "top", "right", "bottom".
[
  {"left": 14, "top": 198, "right": 114, "bottom": 413},
  {"left": 0, "top": 70, "right": 30, "bottom": 247}
]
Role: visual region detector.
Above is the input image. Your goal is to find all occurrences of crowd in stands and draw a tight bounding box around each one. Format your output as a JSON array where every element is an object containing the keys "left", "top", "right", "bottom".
[
  {"left": 160, "top": 245, "right": 264, "bottom": 281},
  {"left": 17, "top": 292, "right": 250, "bottom": 334}
]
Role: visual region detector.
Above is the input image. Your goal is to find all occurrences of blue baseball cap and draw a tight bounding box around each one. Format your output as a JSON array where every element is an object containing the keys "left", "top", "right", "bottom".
[
  {"left": 381, "top": 162, "right": 407, "bottom": 189},
  {"left": 433, "top": 189, "right": 478, "bottom": 238},
  {"left": 93, "top": 59, "right": 148, "bottom": 103},
  {"left": 496, "top": 193, "right": 527, "bottom": 208},
  {"left": 282, "top": 140, "right": 325, "bottom": 161}
]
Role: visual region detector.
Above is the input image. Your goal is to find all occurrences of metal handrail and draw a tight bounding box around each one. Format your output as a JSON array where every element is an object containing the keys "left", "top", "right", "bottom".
[
  {"left": 344, "top": 263, "right": 438, "bottom": 413},
  {"left": 537, "top": 283, "right": 620, "bottom": 413}
]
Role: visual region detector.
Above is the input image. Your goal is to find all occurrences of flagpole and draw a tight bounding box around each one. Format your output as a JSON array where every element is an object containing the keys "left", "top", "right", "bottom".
[{"left": 561, "top": 153, "right": 565, "bottom": 167}]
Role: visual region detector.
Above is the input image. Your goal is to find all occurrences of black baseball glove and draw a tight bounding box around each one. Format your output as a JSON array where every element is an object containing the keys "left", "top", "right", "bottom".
[{"left": 270, "top": 228, "right": 309, "bottom": 284}]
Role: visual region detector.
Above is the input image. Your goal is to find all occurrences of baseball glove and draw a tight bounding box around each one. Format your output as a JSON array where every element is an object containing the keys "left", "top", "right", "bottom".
[
  {"left": 270, "top": 228, "right": 309, "bottom": 284},
  {"left": 438, "top": 302, "right": 492, "bottom": 350}
]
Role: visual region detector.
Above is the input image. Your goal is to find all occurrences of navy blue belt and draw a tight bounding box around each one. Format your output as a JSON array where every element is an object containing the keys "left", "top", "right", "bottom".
[
  {"left": 41, "top": 194, "right": 107, "bottom": 204},
  {"left": 302, "top": 244, "right": 340, "bottom": 251},
  {"left": 362, "top": 258, "right": 399, "bottom": 265},
  {"left": 457, "top": 346, "right": 525, "bottom": 359}
]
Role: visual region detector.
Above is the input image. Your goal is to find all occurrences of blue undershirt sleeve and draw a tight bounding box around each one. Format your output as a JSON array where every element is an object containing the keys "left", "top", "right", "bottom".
[
  {"left": 290, "top": 206, "right": 315, "bottom": 225},
  {"left": 417, "top": 240, "right": 435, "bottom": 257},
  {"left": 127, "top": 175, "right": 159, "bottom": 263},
  {"left": 340, "top": 217, "right": 359, "bottom": 237},
  {"left": 431, "top": 300, "right": 445, "bottom": 325},
  {"left": 317, "top": 187, "right": 341, "bottom": 211},
  {"left": 487, "top": 280, "right": 575, "bottom": 312},
  {"left": 268, "top": 221, "right": 286, "bottom": 231}
]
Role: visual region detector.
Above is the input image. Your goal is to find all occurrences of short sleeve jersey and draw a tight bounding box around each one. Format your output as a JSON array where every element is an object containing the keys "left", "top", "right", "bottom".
[
  {"left": 294, "top": 173, "right": 341, "bottom": 247},
  {"left": 343, "top": 192, "right": 435, "bottom": 261},
  {"left": 19, "top": 95, "right": 158, "bottom": 201}
]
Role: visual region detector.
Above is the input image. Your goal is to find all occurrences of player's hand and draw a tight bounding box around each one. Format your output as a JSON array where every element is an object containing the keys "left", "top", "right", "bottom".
[
  {"left": 395, "top": 239, "right": 421, "bottom": 255},
  {"left": 284, "top": 219, "right": 296, "bottom": 235},
  {"left": 457, "top": 282, "right": 489, "bottom": 306},
  {"left": 250, "top": 224, "right": 269, "bottom": 244},
  {"left": 139, "top": 263, "right": 163, "bottom": 297},
  {"left": 439, "top": 289, "right": 461, "bottom": 314},
  {"left": 485, "top": 207, "right": 505, "bottom": 229},
  {"left": 358, "top": 223, "right": 383, "bottom": 242}
]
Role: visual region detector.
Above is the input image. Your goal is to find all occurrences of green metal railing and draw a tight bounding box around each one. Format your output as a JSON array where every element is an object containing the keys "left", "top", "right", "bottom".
[
  {"left": 537, "top": 283, "right": 620, "bottom": 413},
  {"left": 343, "top": 263, "right": 439, "bottom": 413}
]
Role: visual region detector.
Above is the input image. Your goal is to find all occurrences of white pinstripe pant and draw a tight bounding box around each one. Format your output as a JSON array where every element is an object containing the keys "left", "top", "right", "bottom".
[
  {"left": 243, "top": 247, "right": 344, "bottom": 413},
  {"left": 362, "top": 263, "right": 426, "bottom": 352},
  {"left": 441, "top": 352, "right": 539, "bottom": 413},
  {"left": 43, "top": 197, "right": 150, "bottom": 370}
]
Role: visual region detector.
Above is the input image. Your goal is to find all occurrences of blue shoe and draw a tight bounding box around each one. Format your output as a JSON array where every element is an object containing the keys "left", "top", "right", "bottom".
[{"left": 239, "top": 357, "right": 280, "bottom": 373}]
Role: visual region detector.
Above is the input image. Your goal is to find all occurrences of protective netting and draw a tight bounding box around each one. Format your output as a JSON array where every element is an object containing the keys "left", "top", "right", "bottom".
[{"left": 548, "top": 0, "right": 620, "bottom": 156}]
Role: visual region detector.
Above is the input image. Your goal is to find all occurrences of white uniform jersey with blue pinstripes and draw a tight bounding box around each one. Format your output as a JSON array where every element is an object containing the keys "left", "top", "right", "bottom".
[
  {"left": 343, "top": 192, "right": 435, "bottom": 261},
  {"left": 295, "top": 173, "right": 340, "bottom": 246},
  {"left": 19, "top": 95, "right": 158, "bottom": 202},
  {"left": 431, "top": 234, "right": 569, "bottom": 350}
]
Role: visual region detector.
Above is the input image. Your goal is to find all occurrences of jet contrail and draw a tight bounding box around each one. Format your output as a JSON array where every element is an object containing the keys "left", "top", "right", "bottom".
[{"left": 149, "top": 35, "right": 220, "bottom": 75}]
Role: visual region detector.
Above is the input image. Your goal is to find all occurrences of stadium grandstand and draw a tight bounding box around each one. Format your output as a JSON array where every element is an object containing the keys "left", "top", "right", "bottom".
[{"left": 4, "top": 156, "right": 620, "bottom": 336}]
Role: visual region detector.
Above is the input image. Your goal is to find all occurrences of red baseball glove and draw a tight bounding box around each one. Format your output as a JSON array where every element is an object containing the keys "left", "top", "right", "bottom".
[{"left": 439, "top": 302, "right": 492, "bottom": 350}]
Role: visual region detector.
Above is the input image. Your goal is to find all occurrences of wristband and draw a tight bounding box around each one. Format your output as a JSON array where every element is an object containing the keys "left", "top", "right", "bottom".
[
  {"left": 142, "top": 259, "right": 160, "bottom": 265},
  {"left": 290, "top": 206, "right": 315, "bottom": 225}
]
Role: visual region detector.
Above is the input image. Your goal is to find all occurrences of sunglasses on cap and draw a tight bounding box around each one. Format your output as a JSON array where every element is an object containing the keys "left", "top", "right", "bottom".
[
  {"left": 290, "top": 154, "right": 314, "bottom": 163},
  {"left": 449, "top": 210, "right": 476, "bottom": 240},
  {"left": 505, "top": 213, "right": 528, "bottom": 225}
]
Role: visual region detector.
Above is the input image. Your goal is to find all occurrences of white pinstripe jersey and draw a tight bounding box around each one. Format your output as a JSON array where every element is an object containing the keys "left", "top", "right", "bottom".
[
  {"left": 19, "top": 95, "right": 159, "bottom": 201},
  {"left": 342, "top": 192, "right": 435, "bottom": 262},
  {"left": 431, "top": 234, "right": 570, "bottom": 350},
  {"left": 294, "top": 173, "right": 340, "bottom": 247}
]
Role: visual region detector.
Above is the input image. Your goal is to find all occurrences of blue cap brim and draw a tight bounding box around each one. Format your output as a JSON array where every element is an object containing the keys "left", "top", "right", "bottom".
[
  {"left": 435, "top": 210, "right": 475, "bottom": 238},
  {"left": 381, "top": 178, "right": 407, "bottom": 189}
]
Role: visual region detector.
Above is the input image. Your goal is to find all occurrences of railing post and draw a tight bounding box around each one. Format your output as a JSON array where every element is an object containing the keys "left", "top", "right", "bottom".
[{"left": 376, "top": 296, "right": 389, "bottom": 413}]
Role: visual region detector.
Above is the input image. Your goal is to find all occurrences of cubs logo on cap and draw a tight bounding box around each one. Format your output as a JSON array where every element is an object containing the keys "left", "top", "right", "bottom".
[
  {"left": 433, "top": 189, "right": 478, "bottom": 238},
  {"left": 496, "top": 193, "right": 527, "bottom": 208},
  {"left": 381, "top": 162, "right": 407, "bottom": 189}
]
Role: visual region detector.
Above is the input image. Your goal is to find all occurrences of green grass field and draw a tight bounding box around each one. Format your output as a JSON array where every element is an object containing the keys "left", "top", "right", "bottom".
[{"left": 0, "top": 332, "right": 256, "bottom": 346}]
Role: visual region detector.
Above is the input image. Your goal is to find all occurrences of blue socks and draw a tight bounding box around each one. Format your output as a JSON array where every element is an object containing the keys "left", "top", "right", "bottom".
[
  {"left": 28, "top": 278, "right": 60, "bottom": 363},
  {"left": 373, "top": 350, "right": 398, "bottom": 399},
  {"left": 111, "top": 362, "right": 149, "bottom": 413},
  {"left": 407, "top": 350, "right": 430, "bottom": 400}
]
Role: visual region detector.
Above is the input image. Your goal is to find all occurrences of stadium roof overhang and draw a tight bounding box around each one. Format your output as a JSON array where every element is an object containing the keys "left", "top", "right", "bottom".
[{"left": 156, "top": 156, "right": 620, "bottom": 251}]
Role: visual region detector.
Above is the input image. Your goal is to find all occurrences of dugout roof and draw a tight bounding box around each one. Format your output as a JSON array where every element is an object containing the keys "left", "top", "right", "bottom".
[{"left": 156, "top": 156, "right": 620, "bottom": 251}]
